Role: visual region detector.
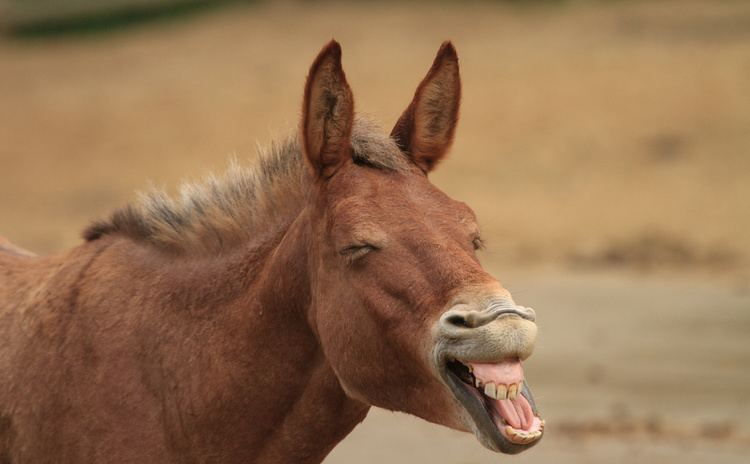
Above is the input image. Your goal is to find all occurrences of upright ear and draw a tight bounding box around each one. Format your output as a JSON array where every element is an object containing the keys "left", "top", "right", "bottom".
[
  {"left": 391, "top": 42, "right": 461, "bottom": 173},
  {"left": 301, "top": 40, "right": 355, "bottom": 178}
]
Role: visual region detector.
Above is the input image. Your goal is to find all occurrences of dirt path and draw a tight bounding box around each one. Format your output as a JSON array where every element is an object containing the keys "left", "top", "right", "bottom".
[{"left": 326, "top": 270, "right": 750, "bottom": 463}]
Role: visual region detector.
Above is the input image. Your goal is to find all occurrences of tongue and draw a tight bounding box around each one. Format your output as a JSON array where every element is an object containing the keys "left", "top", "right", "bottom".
[
  {"left": 495, "top": 395, "right": 535, "bottom": 430},
  {"left": 468, "top": 359, "right": 535, "bottom": 431}
]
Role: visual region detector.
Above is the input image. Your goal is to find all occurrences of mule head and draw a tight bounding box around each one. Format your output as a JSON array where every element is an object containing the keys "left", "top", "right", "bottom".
[{"left": 300, "top": 41, "right": 543, "bottom": 453}]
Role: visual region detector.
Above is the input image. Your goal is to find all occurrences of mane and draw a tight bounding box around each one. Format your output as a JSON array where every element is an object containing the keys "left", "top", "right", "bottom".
[{"left": 83, "top": 117, "right": 407, "bottom": 254}]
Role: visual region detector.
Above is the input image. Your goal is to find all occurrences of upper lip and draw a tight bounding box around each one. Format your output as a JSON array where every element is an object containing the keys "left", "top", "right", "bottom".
[{"left": 435, "top": 353, "right": 544, "bottom": 454}]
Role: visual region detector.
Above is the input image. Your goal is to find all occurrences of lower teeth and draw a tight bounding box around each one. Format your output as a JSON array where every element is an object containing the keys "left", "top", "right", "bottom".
[{"left": 505, "top": 426, "right": 542, "bottom": 443}]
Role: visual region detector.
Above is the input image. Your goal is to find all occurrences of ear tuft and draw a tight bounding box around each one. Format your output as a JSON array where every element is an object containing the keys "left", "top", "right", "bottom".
[
  {"left": 435, "top": 40, "right": 458, "bottom": 64},
  {"left": 391, "top": 41, "right": 461, "bottom": 173},
  {"left": 301, "top": 40, "right": 355, "bottom": 178}
]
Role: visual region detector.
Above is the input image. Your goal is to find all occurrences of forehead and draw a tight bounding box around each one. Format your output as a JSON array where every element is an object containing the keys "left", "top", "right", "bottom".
[
  {"left": 326, "top": 117, "right": 478, "bottom": 233},
  {"left": 327, "top": 161, "right": 478, "bottom": 233}
]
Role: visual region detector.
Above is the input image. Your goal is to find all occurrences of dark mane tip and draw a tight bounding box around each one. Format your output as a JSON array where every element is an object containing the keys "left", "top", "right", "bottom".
[
  {"left": 82, "top": 221, "right": 113, "bottom": 241},
  {"left": 81, "top": 117, "right": 407, "bottom": 253}
]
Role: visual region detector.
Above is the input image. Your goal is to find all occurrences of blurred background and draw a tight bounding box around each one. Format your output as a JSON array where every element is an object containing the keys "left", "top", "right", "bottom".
[{"left": 1, "top": 0, "right": 748, "bottom": 462}]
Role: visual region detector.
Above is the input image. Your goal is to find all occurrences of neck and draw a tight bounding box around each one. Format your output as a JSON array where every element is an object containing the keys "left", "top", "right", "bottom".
[
  {"left": 247, "top": 210, "right": 369, "bottom": 462},
  {"left": 143, "top": 210, "right": 368, "bottom": 462}
]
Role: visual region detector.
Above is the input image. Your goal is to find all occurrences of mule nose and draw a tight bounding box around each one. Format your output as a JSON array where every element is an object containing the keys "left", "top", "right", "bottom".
[
  {"left": 437, "top": 297, "right": 538, "bottom": 361},
  {"left": 439, "top": 299, "right": 536, "bottom": 332}
]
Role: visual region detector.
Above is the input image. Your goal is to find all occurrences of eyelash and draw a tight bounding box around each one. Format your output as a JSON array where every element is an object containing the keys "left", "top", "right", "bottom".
[
  {"left": 340, "top": 244, "right": 378, "bottom": 263},
  {"left": 340, "top": 237, "right": 480, "bottom": 263}
]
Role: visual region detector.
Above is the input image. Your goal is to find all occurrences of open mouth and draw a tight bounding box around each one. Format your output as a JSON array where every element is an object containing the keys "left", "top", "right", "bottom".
[{"left": 442, "top": 357, "right": 544, "bottom": 452}]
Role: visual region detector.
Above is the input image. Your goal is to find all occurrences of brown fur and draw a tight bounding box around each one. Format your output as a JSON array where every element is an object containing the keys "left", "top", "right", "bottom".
[
  {"left": 301, "top": 40, "right": 355, "bottom": 178},
  {"left": 0, "top": 41, "right": 538, "bottom": 463},
  {"left": 391, "top": 41, "right": 461, "bottom": 172}
]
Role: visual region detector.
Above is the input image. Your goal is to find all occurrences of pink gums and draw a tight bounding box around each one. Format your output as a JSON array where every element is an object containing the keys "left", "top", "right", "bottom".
[{"left": 469, "top": 360, "right": 524, "bottom": 386}]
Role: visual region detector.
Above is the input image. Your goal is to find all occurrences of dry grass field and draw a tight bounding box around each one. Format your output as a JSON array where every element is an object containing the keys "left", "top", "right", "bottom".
[{"left": 1, "top": 1, "right": 749, "bottom": 462}]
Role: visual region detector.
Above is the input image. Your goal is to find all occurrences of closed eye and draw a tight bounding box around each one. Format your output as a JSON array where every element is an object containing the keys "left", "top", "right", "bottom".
[{"left": 340, "top": 244, "right": 378, "bottom": 263}]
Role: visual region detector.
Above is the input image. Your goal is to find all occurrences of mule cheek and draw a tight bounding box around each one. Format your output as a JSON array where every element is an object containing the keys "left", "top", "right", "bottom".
[
  {"left": 317, "top": 303, "right": 464, "bottom": 429},
  {"left": 312, "top": 273, "right": 463, "bottom": 429},
  {"left": 313, "top": 289, "right": 391, "bottom": 403}
]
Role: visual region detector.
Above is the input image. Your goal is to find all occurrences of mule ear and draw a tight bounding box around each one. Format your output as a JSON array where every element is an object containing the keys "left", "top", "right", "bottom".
[
  {"left": 391, "top": 41, "right": 461, "bottom": 173},
  {"left": 301, "top": 40, "right": 355, "bottom": 178}
]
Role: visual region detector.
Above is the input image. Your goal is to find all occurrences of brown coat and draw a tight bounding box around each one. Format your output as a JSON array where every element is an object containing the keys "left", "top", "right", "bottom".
[{"left": 0, "top": 41, "right": 542, "bottom": 463}]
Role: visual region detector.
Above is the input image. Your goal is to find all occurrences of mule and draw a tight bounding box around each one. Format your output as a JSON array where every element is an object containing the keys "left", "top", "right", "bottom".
[{"left": 0, "top": 41, "right": 543, "bottom": 463}]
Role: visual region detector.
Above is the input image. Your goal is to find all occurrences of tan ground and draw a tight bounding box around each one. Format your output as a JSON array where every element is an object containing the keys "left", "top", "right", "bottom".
[{"left": 1, "top": 1, "right": 749, "bottom": 462}]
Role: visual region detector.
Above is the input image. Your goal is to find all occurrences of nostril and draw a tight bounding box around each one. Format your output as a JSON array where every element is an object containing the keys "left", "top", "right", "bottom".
[
  {"left": 445, "top": 313, "right": 470, "bottom": 328},
  {"left": 442, "top": 309, "right": 484, "bottom": 329}
]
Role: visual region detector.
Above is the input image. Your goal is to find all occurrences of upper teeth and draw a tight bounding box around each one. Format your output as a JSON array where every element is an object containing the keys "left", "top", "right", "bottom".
[{"left": 479, "top": 381, "right": 521, "bottom": 400}]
